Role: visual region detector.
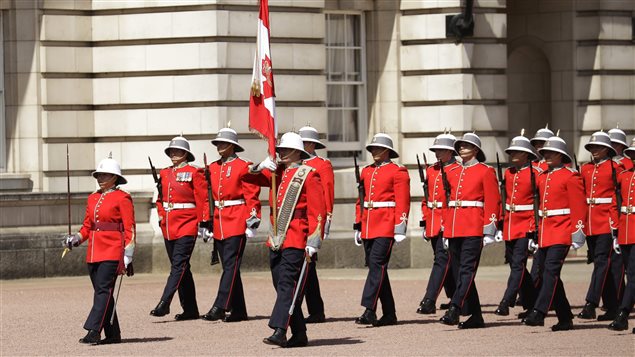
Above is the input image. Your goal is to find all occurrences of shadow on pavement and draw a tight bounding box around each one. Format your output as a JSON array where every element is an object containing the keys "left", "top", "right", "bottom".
[
  {"left": 122, "top": 337, "right": 174, "bottom": 344},
  {"left": 324, "top": 316, "right": 357, "bottom": 323},
  {"left": 309, "top": 337, "right": 364, "bottom": 347}
]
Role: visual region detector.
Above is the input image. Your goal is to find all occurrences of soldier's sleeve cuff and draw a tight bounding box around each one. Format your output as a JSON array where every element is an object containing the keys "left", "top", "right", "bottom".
[
  {"left": 394, "top": 222, "right": 407, "bottom": 235},
  {"left": 307, "top": 230, "right": 322, "bottom": 249},
  {"left": 246, "top": 215, "right": 261, "bottom": 229},
  {"left": 483, "top": 221, "right": 497, "bottom": 236},
  {"left": 353, "top": 222, "right": 361, "bottom": 231},
  {"left": 124, "top": 244, "right": 135, "bottom": 257},
  {"left": 572, "top": 219, "right": 586, "bottom": 244}
]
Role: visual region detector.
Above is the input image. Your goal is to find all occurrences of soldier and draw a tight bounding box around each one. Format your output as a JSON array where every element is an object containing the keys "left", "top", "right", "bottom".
[
  {"left": 609, "top": 127, "right": 634, "bottom": 171},
  {"left": 201, "top": 128, "right": 261, "bottom": 322},
  {"left": 522, "top": 136, "right": 586, "bottom": 331},
  {"left": 353, "top": 133, "right": 410, "bottom": 327},
  {"left": 245, "top": 132, "right": 326, "bottom": 348},
  {"left": 150, "top": 136, "right": 210, "bottom": 321},
  {"left": 439, "top": 132, "right": 501, "bottom": 329},
  {"left": 608, "top": 138, "right": 635, "bottom": 333},
  {"left": 299, "top": 126, "right": 334, "bottom": 324},
  {"left": 494, "top": 134, "right": 539, "bottom": 316},
  {"left": 64, "top": 156, "right": 135, "bottom": 344},
  {"left": 578, "top": 131, "right": 624, "bottom": 321},
  {"left": 416, "top": 133, "right": 458, "bottom": 314},
  {"left": 530, "top": 126, "right": 554, "bottom": 173}
]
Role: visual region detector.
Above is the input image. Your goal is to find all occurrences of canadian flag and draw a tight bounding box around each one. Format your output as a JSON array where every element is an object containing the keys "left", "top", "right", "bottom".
[{"left": 249, "top": 0, "right": 277, "bottom": 157}]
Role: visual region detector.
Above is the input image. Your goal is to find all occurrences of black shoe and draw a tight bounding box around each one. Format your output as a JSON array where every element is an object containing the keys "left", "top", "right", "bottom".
[
  {"left": 175, "top": 310, "right": 200, "bottom": 321},
  {"left": 416, "top": 298, "right": 436, "bottom": 314},
  {"left": 355, "top": 309, "right": 377, "bottom": 325},
  {"left": 577, "top": 302, "right": 596, "bottom": 319},
  {"left": 458, "top": 315, "right": 485, "bottom": 329},
  {"left": 79, "top": 330, "right": 100, "bottom": 344},
  {"left": 305, "top": 313, "right": 325, "bottom": 324},
  {"left": 494, "top": 300, "right": 510, "bottom": 316},
  {"left": 439, "top": 304, "right": 460, "bottom": 325},
  {"left": 150, "top": 301, "right": 170, "bottom": 317},
  {"left": 439, "top": 302, "right": 451, "bottom": 310},
  {"left": 597, "top": 310, "right": 617, "bottom": 321},
  {"left": 551, "top": 319, "right": 573, "bottom": 331},
  {"left": 372, "top": 314, "right": 398, "bottom": 327},
  {"left": 263, "top": 328, "right": 287, "bottom": 347},
  {"left": 285, "top": 332, "right": 308, "bottom": 348},
  {"left": 608, "top": 310, "right": 629, "bottom": 331},
  {"left": 223, "top": 312, "right": 248, "bottom": 322},
  {"left": 517, "top": 310, "right": 529, "bottom": 319},
  {"left": 201, "top": 306, "right": 226, "bottom": 321},
  {"left": 98, "top": 334, "right": 121, "bottom": 345},
  {"left": 522, "top": 309, "right": 545, "bottom": 326}
]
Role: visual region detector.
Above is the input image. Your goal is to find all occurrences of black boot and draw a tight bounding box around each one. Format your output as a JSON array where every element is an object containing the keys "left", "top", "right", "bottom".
[
  {"left": 458, "top": 314, "right": 485, "bottom": 329},
  {"left": 494, "top": 299, "right": 510, "bottom": 316},
  {"left": 597, "top": 310, "right": 617, "bottom": 321},
  {"left": 286, "top": 331, "right": 308, "bottom": 348},
  {"left": 100, "top": 325, "right": 121, "bottom": 345},
  {"left": 263, "top": 328, "right": 287, "bottom": 347},
  {"left": 79, "top": 330, "right": 101, "bottom": 344},
  {"left": 607, "top": 310, "right": 629, "bottom": 331},
  {"left": 355, "top": 309, "right": 377, "bottom": 325},
  {"left": 305, "top": 313, "right": 325, "bottom": 324},
  {"left": 439, "top": 301, "right": 451, "bottom": 310},
  {"left": 150, "top": 301, "right": 170, "bottom": 317},
  {"left": 416, "top": 298, "right": 436, "bottom": 314},
  {"left": 224, "top": 311, "right": 248, "bottom": 322},
  {"left": 372, "top": 313, "right": 398, "bottom": 327},
  {"left": 201, "top": 306, "right": 225, "bottom": 321},
  {"left": 517, "top": 310, "right": 529, "bottom": 319},
  {"left": 577, "top": 302, "right": 596, "bottom": 319},
  {"left": 551, "top": 319, "right": 573, "bottom": 331},
  {"left": 439, "top": 304, "right": 460, "bottom": 325},
  {"left": 175, "top": 310, "right": 200, "bottom": 321},
  {"left": 522, "top": 309, "right": 545, "bottom": 326}
]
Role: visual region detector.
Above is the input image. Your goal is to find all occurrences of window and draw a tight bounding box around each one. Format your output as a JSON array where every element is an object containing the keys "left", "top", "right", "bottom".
[
  {"left": 0, "top": 12, "right": 5, "bottom": 172},
  {"left": 325, "top": 12, "right": 367, "bottom": 166}
]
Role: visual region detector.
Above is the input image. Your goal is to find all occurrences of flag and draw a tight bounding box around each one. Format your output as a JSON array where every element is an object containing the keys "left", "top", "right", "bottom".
[{"left": 249, "top": 0, "right": 277, "bottom": 157}]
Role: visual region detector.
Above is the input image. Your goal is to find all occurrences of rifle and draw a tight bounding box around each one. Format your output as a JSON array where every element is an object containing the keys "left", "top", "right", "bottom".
[
  {"left": 417, "top": 154, "right": 429, "bottom": 229},
  {"left": 439, "top": 158, "right": 451, "bottom": 206},
  {"left": 610, "top": 159, "right": 622, "bottom": 219},
  {"left": 353, "top": 154, "right": 365, "bottom": 231},
  {"left": 528, "top": 163, "right": 540, "bottom": 245},
  {"left": 573, "top": 153, "right": 580, "bottom": 172},
  {"left": 495, "top": 153, "right": 506, "bottom": 230},
  {"left": 203, "top": 153, "right": 220, "bottom": 266},
  {"left": 148, "top": 156, "right": 163, "bottom": 203}
]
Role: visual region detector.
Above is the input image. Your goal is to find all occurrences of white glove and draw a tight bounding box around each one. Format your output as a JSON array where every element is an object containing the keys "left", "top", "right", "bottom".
[
  {"left": 198, "top": 227, "right": 211, "bottom": 241},
  {"left": 442, "top": 237, "right": 449, "bottom": 250},
  {"left": 528, "top": 239, "right": 539, "bottom": 254},
  {"left": 394, "top": 234, "right": 406, "bottom": 243},
  {"left": 256, "top": 156, "right": 277, "bottom": 172},
  {"left": 354, "top": 230, "right": 362, "bottom": 246},
  {"left": 306, "top": 246, "right": 318, "bottom": 257},
  {"left": 495, "top": 230, "right": 503, "bottom": 242},
  {"left": 124, "top": 254, "right": 133, "bottom": 268},
  {"left": 63, "top": 233, "right": 81, "bottom": 248},
  {"left": 245, "top": 227, "right": 257, "bottom": 238},
  {"left": 571, "top": 241, "right": 583, "bottom": 250},
  {"left": 483, "top": 235, "right": 496, "bottom": 246},
  {"left": 613, "top": 238, "right": 621, "bottom": 255},
  {"left": 323, "top": 217, "right": 332, "bottom": 240}
]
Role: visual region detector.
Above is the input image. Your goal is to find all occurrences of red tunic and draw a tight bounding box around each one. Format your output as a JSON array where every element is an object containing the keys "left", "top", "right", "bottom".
[
  {"left": 78, "top": 188, "right": 135, "bottom": 264},
  {"left": 155, "top": 162, "right": 209, "bottom": 240},
  {"left": 537, "top": 166, "right": 587, "bottom": 247},
  {"left": 304, "top": 155, "right": 335, "bottom": 216},
  {"left": 617, "top": 168, "right": 635, "bottom": 245},
  {"left": 208, "top": 156, "right": 261, "bottom": 240},
  {"left": 614, "top": 155, "right": 634, "bottom": 171},
  {"left": 580, "top": 159, "right": 623, "bottom": 235},
  {"left": 502, "top": 165, "right": 540, "bottom": 241},
  {"left": 443, "top": 160, "right": 501, "bottom": 238},
  {"left": 421, "top": 160, "right": 460, "bottom": 238},
  {"left": 245, "top": 164, "right": 326, "bottom": 250},
  {"left": 532, "top": 159, "right": 549, "bottom": 173},
  {"left": 354, "top": 161, "right": 411, "bottom": 239}
]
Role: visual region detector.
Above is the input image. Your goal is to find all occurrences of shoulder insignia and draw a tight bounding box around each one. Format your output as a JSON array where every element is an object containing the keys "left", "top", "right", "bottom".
[{"left": 566, "top": 167, "right": 577, "bottom": 173}]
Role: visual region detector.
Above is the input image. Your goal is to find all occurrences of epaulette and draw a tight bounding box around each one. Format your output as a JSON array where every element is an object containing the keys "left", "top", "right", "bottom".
[
  {"left": 565, "top": 167, "right": 578, "bottom": 173},
  {"left": 534, "top": 166, "right": 544, "bottom": 174},
  {"left": 613, "top": 156, "right": 624, "bottom": 163}
]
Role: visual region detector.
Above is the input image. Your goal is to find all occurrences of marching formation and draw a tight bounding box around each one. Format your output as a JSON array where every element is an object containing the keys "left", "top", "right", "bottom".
[{"left": 62, "top": 125, "right": 635, "bottom": 347}]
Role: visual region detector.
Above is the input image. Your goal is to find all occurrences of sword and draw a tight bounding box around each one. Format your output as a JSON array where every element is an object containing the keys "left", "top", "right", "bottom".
[
  {"left": 110, "top": 274, "right": 124, "bottom": 325},
  {"left": 62, "top": 144, "right": 72, "bottom": 259},
  {"left": 288, "top": 254, "right": 310, "bottom": 316}
]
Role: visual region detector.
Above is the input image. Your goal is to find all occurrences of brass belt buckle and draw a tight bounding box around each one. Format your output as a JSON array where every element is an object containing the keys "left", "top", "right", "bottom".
[
  {"left": 168, "top": 202, "right": 174, "bottom": 210},
  {"left": 456, "top": 199, "right": 462, "bottom": 207},
  {"left": 541, "top": 209, "right": 548, "bottom": 217},
  {"left": 510, "top": 204, "right": 516, "bottom": 212},
  {"left": 218, "top": 200, "right": 224, "bottom": 208},
  {"left": 368, "top": 201, "right": 374, "bottom": 210}
]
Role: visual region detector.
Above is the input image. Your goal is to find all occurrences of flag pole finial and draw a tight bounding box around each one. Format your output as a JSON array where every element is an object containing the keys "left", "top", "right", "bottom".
[{"left": 521, "top": 128, "right": 525, "bottom": 136}]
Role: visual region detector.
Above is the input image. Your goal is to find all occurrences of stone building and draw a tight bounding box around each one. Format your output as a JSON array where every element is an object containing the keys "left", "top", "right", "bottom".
[{"left": 1, "top": 0, "right": 633, "bottom": 278}]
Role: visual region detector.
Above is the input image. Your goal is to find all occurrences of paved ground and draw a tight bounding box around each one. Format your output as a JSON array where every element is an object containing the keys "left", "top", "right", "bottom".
[{"left": 1, "top": 263, "right": 633, "bottom": 356}]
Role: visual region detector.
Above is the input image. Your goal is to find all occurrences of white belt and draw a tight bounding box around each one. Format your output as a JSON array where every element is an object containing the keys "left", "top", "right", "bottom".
[
  {"left": 449, "top": 200, "right": 484, "bottom": 208},
  {"left": 427, "top": 201, "right": 444, "bottom": 209},
  {"left": 505, "top": 204, "right": 534, "bottom": 212},
  {"left": 215, "top": 199, "right": 245, "bottom": 208},
  {"left": 364, "top": 201, "right": 396, "bottom": 209},
  {"left": 163, "top": 202, "right": 196, "bottom": 211},
  {"left": 621, "top": 206, "right": 635, "bottom": 214},
  {"left": 538, "top": 208, "right": 570, "bottom": 217},
  {"left": 586, "top": 197, "right": 612, "bottom": 204}
]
